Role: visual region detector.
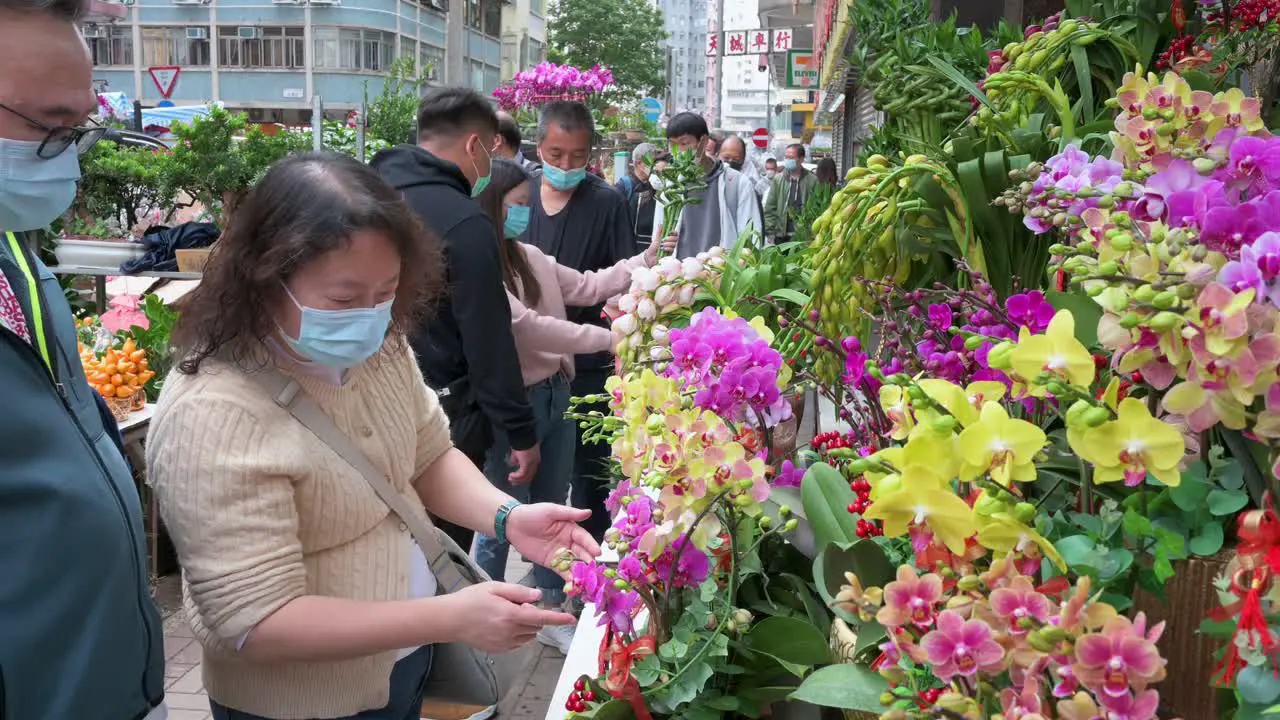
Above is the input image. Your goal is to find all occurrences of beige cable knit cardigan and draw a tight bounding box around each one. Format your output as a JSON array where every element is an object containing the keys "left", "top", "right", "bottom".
[{"left": 146, "top": 339, "right": 453, "bottom": 719}]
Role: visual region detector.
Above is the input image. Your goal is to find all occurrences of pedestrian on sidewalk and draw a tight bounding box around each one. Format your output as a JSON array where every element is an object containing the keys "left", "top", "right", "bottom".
[
  {"left": 652, "top": 113, "right": 763, "bottom": 257},
  {"left": 495, "top": 110, "right": 540, "bottom": 173},
  {"left": 763, "top": 142, "right": 817, "bottom": 243},
  {"left": 525, "top": 101, "right": 635, "bottom": 551},
  {"left": 0, "top": 1, "right": 166, "bottom": 717},
  {"left": 372, "top": 88, "right": 542, "bottom": 553},
  {"left": 473, "top": 159, "right": 675, "bottom": 652},
  {"left": 147, "top": 152, "right": 598, "bottom": 720},
  {"left": 613, "top": 142, "right": 659, "bottom": 250}
]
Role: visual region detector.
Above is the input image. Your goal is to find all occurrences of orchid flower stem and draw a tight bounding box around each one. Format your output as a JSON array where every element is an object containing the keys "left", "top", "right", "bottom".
[{"left": 658, "top": 490, "right": 731, "bottom": 623}]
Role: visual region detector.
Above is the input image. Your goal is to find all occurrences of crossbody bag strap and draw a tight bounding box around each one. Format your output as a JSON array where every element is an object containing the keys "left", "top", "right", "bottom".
[{"left": 245, "top": 367, "right": 469, "bottom": 592}]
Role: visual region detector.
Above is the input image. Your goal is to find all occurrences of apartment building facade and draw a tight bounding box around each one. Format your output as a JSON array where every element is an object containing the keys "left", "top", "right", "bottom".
[
  {"left": 659, "top": 0, "right": 708, "bottom": 116},
  {"left": 498, "top": 0, "right": 545, "bottom": 80},
  {"left": 85, "top": 0, "right": 503, "bottom": 123}
]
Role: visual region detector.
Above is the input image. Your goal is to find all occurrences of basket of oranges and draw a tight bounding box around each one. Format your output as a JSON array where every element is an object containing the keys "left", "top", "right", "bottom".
[{"left": 80, "top": 336, "right": 155, "bottom": 420}]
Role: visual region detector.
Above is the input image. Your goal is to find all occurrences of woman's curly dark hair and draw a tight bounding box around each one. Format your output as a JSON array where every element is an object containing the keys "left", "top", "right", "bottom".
[{"left": 173, "top": 151, "right": 443, "bottom": 374}]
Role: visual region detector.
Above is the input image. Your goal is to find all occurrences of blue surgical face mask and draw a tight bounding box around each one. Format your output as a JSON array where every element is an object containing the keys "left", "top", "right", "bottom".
[
  {"left": 783, "top": 158, "right": 799, "bottom": 172},
  {"left": 0, "top": 139, "right": 80, "bottom": 232},
  {"left": 541, "top": 159, "right": 587, "bottom": 191},
  {"left": 504, "top": 204, "right": 530, "bottom": 239},
  {"left": 280, "top": 283, "right": 393, "bottom": 369}
]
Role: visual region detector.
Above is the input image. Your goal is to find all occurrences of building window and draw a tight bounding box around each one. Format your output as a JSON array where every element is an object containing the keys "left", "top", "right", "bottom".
[
  {"left": 525, "top": 37, "right": 544, "bottom": 67},
  {"left": 419, "top": 43, "right": 444, "bottom": 80},
  {"left": 313, "top": 27, "right": 395, "bottom": 72},
  {"left": 141, "top": 26, "right": 211, "bottom": 66},
  {"left": 530, "top": 0, "right": 544, "bottom": 16},
  {"left": 400, "top": 37, "right": 417, "bottom": 62},
  {"left": 87, "top": 25, "right": 132, "bottom": 67},
  {"left": 468, "top": 0, "right": 498, "bottom": 34},
  {"left": 218, "top": 26, "right": 304, "bottom": 69}
]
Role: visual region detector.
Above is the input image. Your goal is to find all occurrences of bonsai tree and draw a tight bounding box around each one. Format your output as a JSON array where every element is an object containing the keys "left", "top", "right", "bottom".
[{"left": 74, "top": 140, "right": 173, "bottom": 236}]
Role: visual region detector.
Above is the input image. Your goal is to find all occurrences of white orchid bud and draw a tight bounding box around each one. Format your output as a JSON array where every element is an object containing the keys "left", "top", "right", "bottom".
[
  {"left": 651, "top": 324, "right": 670, "bottom": 344},
  {"left": 707, "top": 246, "right": 724, "bottom": 258},
  {"left": 636, "top": 297, "right": 657, "bottom": 320},
  {"left": 678, "top": 285, "right": 696, "bottom": 305},
  {"left": 649, "top": 345, "right": 671, "bottom": 361},
  {"left": 658, "top": 256, "right": 682, "bottom": 274},
  {"left": 708, "top": 256, "right": 726, "bottom": 268},
  {"left": 632, "top": 267, "right": 660, "bottom": 292},
  {"left": 613, "top": 313, "right": 638, "bottom": 335},
  {"left": 681, "top": 258, "right": 703, "bottom": 280},
  {"left": 617, "top": 293, "right": 638, "bottom": 314},
  {"left": 654, "top": 284, "right": 675, "bottom": 306}
]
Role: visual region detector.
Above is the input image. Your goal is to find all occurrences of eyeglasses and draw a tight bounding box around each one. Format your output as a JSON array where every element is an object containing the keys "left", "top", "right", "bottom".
[{"left": 0, "top": 102, "right": 107, "bottom": 159}]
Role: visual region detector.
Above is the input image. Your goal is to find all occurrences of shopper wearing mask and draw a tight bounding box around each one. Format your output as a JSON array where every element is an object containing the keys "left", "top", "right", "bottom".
[
  {"left": 651, "top": 112, "right": 762, "bottom": 258},
  {"left": 613, "top": 142, "right": 658, "bottom": 249},
  {"left": 0, "top": 0, "right": 166, "bottom": 717},
  {"left": 718, "top": 134, "right": 770, "bottom": 203},
  {"left": 473, "top": 159, "right": 674, "bottom": 652},
  {"left": 526, "top": 100, "right": 636, "bottom": 547},
  {"left": 147, "top": 152, "right": 595, "bottom": 719},
  {"left": 372, "top": 88, "right": 541, "bottom": 553},
  {"left": 763, "top": 142, "right": 817, "bottom": 243}
]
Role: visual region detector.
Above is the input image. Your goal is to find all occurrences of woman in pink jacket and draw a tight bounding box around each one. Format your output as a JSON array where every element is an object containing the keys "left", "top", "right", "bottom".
[{"left": 471, "top": 159, "right": 671, "bottom": 651}]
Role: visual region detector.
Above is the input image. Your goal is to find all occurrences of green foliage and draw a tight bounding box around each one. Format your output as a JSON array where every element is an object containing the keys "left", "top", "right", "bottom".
[
  {"left": 547, "top": 0, "right": 667, "bottom": 99},
  {"left": 126, "top": 294, "right": 178, "bottom": 402},
  {"left": 364, "top": 56, "right": 430, "bottom": 147},
  {"left": 790, "top": 663, "right": 890, "bottom": 712},
  {"left": 162, "top": 107, "right": 310, "bottom": 224},
  {"left": 320, "top": 120, "right": 390, "bottom": 161},
  {"left": 76, "top": 140, "right": 174, "bottom": 231}
]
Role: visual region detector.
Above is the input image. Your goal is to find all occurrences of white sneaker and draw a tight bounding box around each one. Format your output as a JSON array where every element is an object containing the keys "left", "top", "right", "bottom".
[{"left": 537, "top": 623, "right": 575, "bottom": 654}]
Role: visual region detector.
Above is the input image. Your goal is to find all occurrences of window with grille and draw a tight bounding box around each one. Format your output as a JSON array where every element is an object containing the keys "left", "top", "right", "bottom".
[
  {"left": 313, "top": 27, "right": 397, "bottom": 71},
  {"left": 217, "top": 26, "right": 304, "bottom": 69},
  {"left": 141, "top": 26, "right": 211, "bottom": 66},
  {"left": 87, "top": 25, "right": 133, "bottom": 67}
]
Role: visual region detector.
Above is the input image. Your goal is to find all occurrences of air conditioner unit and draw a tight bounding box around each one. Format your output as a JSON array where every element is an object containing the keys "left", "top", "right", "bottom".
[
  {"left": 172, "top": 0, "right": 210, "bottom": 6},
  {"left": 237, "top": 26, "right": 261, "bottom": 38},
  {"left": 82, "top": 25, "right": 105, "bottom": 38},
  {"left": 310, "top": 0, "right": 341, "bottom": 6},
  {"left": 272, "top": 0, "right": 302, "bottom": 5},
  {"left": 185, "top": 26, "right": 208, "bottom": 39}
]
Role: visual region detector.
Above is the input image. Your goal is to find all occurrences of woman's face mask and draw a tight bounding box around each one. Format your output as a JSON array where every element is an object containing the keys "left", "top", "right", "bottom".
[
  {"left": 504, "top": 204, "right": 531, "bottom": 239},
  {"left": 279, "top": 283, "right": 393, "bottom": 369}
]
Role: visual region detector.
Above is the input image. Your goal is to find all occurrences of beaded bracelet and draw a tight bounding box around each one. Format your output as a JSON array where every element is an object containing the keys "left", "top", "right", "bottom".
[{"left": 494, "top": 499, "right": 522, "bottom": 543}]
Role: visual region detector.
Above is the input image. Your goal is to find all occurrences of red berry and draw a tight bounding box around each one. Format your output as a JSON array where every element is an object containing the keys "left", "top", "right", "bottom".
[
  {"left": 584, "top": 692, "right": 596, "bottom": 702},
  {"left": 574, "top": 679, "right": 586, "bottom": 692},
  {"left": 1131, "top": 370, "right": 1144, "bottom": 384},
  {"left": 847, "top": 502, "right": 858, "bottom": 514}
]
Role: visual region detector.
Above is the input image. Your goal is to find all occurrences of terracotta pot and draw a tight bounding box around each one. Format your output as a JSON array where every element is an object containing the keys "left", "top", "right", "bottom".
[{"left": 1131, "top": 551, "right": 1232, "bottom": 719}]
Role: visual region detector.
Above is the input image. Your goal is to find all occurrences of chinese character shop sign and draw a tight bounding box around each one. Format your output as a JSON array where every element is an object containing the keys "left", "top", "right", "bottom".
[
  {"left": 725, "top": 31, "right": 747, "bottom": 55},
  {"left": 750, "top": 30, "right": 769, "bottom": 53},
  {"left": 705, "top": 33, "right": 718, "bottom": 56},
  {"left": 772, "top": 29, "right": 792, "bottom": 52}
]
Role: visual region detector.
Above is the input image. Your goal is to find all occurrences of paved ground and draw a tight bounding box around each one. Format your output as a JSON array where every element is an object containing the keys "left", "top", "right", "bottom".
[{"left": 156, "top": 554, "right": 567, "bottom": 720}]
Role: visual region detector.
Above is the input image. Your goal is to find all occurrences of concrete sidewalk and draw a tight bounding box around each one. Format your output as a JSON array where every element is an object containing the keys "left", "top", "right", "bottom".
[{"left": 156, "top": 555, "right": 568, "bottom": 720}]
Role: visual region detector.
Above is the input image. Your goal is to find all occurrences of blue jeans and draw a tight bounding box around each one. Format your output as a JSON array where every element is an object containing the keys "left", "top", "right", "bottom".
[
  {"left": 474, "top": 373, "right": 574, "bottom": 605},
  {"left": 208, "top": 644, "right": 434, "bottom": 720}
]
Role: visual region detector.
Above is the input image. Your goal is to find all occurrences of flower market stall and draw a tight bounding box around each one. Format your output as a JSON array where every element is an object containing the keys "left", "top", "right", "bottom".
[{"left": 538, "top": 2, "right": 1280, "bottom": 720}]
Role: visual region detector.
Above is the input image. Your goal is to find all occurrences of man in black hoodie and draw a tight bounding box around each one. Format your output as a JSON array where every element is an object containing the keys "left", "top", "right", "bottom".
[{"left": 372, "top": 88, "right": 540, "bottom": 550}]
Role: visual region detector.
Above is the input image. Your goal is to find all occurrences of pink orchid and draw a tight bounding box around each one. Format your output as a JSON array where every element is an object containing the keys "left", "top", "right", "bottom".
[
  {"left": 1192, "top": 283, "right": 1254, "bottom": 356},
  {"left": 990, "top": 576, "right": 1053, "bottom": 634},
  {"left": 920, "top": 611, "right": 1005, "bottom": 680},
  {"left": 1096, "top": 689, "right": 1161, "bottom": 720},
  {"left": 999, "top": 676, "right": 1046, "bottom": 719},
  {"left": 876, "top": 565, "right": 944, "bottom": 629},
  {"left": 1073, "top": 614, "right": 1167, "bottom": 698}
]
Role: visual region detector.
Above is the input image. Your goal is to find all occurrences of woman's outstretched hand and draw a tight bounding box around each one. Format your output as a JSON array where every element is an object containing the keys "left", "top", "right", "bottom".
[{"left": 505, "top": 503, "right": 601, "bottom": 576}]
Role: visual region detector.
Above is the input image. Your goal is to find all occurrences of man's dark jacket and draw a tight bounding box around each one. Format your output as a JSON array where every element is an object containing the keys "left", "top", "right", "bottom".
[
  {"left": 0, "top": 229, "right": 165, "bottom": 719},
  {"left": 371, "top": 145, "right": 537, "bottom": 452}
]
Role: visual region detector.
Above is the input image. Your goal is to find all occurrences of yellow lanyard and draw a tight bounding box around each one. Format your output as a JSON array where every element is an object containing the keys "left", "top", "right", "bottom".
[{"left": 4, "top": 231, "right": 53, "bottom": 375}]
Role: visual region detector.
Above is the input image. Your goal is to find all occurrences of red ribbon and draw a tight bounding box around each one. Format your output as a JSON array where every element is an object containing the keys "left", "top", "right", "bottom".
[
  {"left": 1212, "top": 495, "right": 1280, "bottom": 685},
  {"left": 1236, "top": 496, "right": 1280, "bottom": 574},
  {"left": 598, "top": 631, "right": 657, "bottom": 720}
]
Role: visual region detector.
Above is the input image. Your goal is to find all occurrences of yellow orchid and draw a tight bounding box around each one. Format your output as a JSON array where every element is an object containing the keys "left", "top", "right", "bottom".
[
  {"left": 879, "top": 385, "right": 915, "bottom": 440},
  {"left": 1009, "top": 310, "right": 1096, "bottom": 396},
  {"left": 917, "top": 379, "right": 977, "bottom": 427},
  {"left": 964, "top": 381, "right": 1007, "bottom": 411},
  {"left": 862, "top": 465, "right": 975, "bottom": 555},
  {"left": 901, "top": 424, "right": 962, "bottom": 481},
  {"left": 976, "top": 513, "right": 1066, "bottom": 572},
  {"left": 957, "top": 401, "right": 1046, "bottom": 486},
  {"left": 1070, "top": 398, "right": 1185, "bottom": 487}
]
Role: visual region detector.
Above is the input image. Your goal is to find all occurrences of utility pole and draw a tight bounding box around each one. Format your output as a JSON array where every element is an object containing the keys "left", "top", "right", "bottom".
[{"left": 713, "top": 0, "right": 725, "bottom": 129}]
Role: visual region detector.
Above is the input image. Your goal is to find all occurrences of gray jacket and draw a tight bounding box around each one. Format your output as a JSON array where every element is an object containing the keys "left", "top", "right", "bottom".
[{"left": 0, "top": 230, "right": 164, "bottom": 719}]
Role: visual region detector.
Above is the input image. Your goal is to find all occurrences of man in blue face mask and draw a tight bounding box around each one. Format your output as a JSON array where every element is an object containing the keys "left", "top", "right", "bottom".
[
  {"left": 524, "top": 101, "right": 636, "bottom": 547},
  {"left": 0, "top": 0, "right": 167, "bottom": 717}
]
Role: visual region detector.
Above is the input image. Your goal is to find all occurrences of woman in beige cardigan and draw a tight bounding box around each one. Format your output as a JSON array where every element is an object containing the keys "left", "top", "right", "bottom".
[{"left": 146, "top": 152, "right": 599, "bottom": 720}]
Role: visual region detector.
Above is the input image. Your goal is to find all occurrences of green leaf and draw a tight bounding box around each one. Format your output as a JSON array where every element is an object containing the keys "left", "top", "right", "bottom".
[
  {"left": 659, "top": 637, "right": 689, "bottom": 661},
  {"left": 1168, "top": 473, "right": 1211, "bottom": 512},
  {"left": 853, "top": 622, "right": 889, "bottom": 661},
  {"left": 789, "top": 663, "right": 889, "bottom": 711},
  {"left": 1045, "top": 291, "right": 1102, "bottom": 347},
  {"left": 800, "top": 463, "right": 860, "bottom": 548},
  {"left": 768, "top": 288, "right": 810, "bottom": 306},
  {"left": 1122, "top": 509, "right": 1153, "bottom": 538},
  {"left": 631, "top": 655, "right": 660, "bottom": 685},
  {"left": 814, "top": 540, "right": 896, "bottom": 607},
  {"left": 746, "top": 616, "right": 831, "bottom": 667},
  {"left": 1190, "top": 521, "right": 1226, "bottom": 557},
  {"left": 576, "top": 699, "right": 633, "bottom": 720},
  {"left": 1070, "top": 43, "right": 1095, "bottom": 123},
  {"left": 1208, "top": 488, "right": 1250, "bottom": 516},
  {"left": 926, "top": 56, "right": 995, "bottom": 110},
  {"left": 1055, "top": 534, "right": 1096, "bottom": 565},
  {"left": 1239, "top": 664, "right": 1280, "bottom": 705},
  {"left": 1220, "top": 461, "right": 1246, "bottom": 491},
  {"left": 705, "top": 695, "right": 742, "bottom": 711}
]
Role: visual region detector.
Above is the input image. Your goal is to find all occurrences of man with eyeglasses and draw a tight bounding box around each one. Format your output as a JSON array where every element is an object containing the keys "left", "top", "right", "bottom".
[{"left": 0, "top": 1, "right": 167, "bottom": 718}]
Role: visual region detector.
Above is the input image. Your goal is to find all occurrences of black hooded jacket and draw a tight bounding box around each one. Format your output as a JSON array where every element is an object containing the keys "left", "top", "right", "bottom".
[{"left": 371, "top": 144, "right": 537, "bottom": 451}]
